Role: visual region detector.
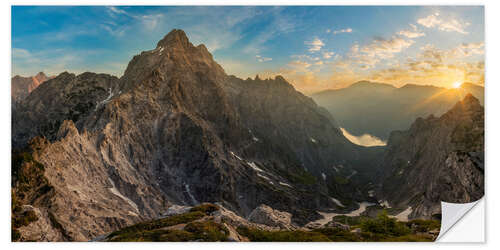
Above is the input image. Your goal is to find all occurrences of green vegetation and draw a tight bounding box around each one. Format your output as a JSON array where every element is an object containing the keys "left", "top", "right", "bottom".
[
  {"left": 108, "top": 220, "right": 229, "bottom": 242},
  {"left": 107, "top": 204, "right": 225, "bottom": 242},
  {"left": 237, "top": 211, "right": 436, "bottom": 242},
  {"left": 359, "top": 210, "right": 411, "bottom": 236},
  {"left": 406, "top": 219, "right": 440, "bottom": 232},
  {"left": 237, "top": 226, "right": 330, "bottom": 242},
  {"left": 312, "top": 228, "right": 359, "bottom": 241},
  {"left": 333, "top": 176, "right": 349, "bottom": 185},
  {"left": 183, "top": 220, "right": 228, "bottom": 241},
  {"left": 105, "top": 203, "right": 439, "bottom": 242},
  {"left": 189, "top": 203, "right": 219, "bottom": 215},
  {"left": 277, "top": 168, "right": 317, "bottom": 185},
  {"left": 107, "top": 211, "right": 206, "bottom": 239}
]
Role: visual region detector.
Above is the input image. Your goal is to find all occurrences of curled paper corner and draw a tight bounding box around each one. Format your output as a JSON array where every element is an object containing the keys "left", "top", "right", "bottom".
[{"left": 436, "top": 198, "right": 484, "bottom": 241}]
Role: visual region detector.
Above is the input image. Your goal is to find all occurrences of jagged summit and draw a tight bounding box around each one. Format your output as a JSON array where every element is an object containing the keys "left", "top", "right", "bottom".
[
  {"left": 156, "top": 29, "right": 191, "bottom": 49},
  {"left": 461, "top": 93, "right": 481, "bottom": 106}
]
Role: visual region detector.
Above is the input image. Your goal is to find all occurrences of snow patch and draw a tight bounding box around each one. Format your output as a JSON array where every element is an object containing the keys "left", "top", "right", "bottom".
[
  {"left": 184, "top": 184, "right": 198, "bottom": 205},
  {"left": 368, "top": 190, "right": 375, "bottom": 197},
  {"left": 279, "top": 182, "right": 292, "bottom": 188},
  {"left": 390, "top": 206, "right": 413, "bottom": 222},
  {"left": 257, "top": 173, "right": 271, "bottom": 181},
  {"left": 379, "top": 200, "right": 392, "bottom": 208},
  {"left": 330, "top": 197, "right": 345, "bottom": 208},
  {"left": 95, "top": 88, "right": 120, "bottom": 111},
  {"left": 108, "top": 178, "right": 139, "bottom": 213},
  {"left": 346, "top": 170, "right": 357, "bottom": 179},
  {"left": 247, "top": 161, "right": 264, "bottom": 172},
  {"left": 306, "top": 201, "right": 375, "bottom": 228},
  {"left": 230, "top": 151, "right": 243, "bottom": 161}
]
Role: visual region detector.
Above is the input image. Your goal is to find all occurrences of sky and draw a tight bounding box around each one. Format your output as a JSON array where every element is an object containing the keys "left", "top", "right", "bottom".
[{"left": 12, "top": 6, "right": 484, "bottom": 94}]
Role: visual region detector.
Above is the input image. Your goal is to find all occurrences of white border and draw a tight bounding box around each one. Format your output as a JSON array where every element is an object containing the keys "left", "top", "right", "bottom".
[{"left": 2, "top": 0, "right": 498, "bottom": 249}]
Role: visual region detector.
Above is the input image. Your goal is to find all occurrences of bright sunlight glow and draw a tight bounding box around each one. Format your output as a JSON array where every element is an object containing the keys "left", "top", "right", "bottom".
[{"left": 452, "top": 81, "right": 462, "bottom": 89}]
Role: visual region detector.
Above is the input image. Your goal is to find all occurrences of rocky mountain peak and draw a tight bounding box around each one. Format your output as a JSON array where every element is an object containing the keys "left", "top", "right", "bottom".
[
  {"left": 34, "top": 72, "right": 47, "bottom": 79},
  {"left": 443, "top": 94, "right": 482, "bottom": 120},
  {"left": 156, "top": 29, "right": 190, "bottom": 49},
  {"left": 460, "top": 93, "right": 481, "bottom": 107},
  {"left": 121, "top": 29, "right": 226, "bottom": 91}
]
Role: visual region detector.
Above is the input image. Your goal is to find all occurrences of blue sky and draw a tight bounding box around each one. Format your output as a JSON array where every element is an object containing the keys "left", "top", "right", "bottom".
[{"left": 12, "top": 6, "right": 484, "bottom": 93}]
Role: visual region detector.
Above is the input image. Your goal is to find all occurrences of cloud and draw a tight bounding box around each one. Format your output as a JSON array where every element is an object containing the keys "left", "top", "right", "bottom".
[
  {"left": 329, "top": 28, "right": 353, "bottom": 34},
  {"left": 322, "top": 51, "right": 335, "bottom": 59},
  {"left": 287, "top": 60, "right": 312, "bottom": 70},
  {"left": 107, "top": 6, "right": 128, "bottom": 17},
  {"left": 242, "top": 7, "right": 296, "bottom": 54},
  {"left": 141, "top": 14, "right": 163, "bottom": 30},
  {"left": 367, "top": 42, "right": 485, "bottom": 88},
  {"left": 417, "top": 13, "right": 470, "bottom": 34},
  {"left": 305, "top": 38, "right": 325, "bottom": 52},
  {"left": 398, "top": 24, "right": 425, "bottom": 38},
  {"left": 340, "top": 128, "right": 387, "bottom": 147},
  {"left": 256, "top": 55, "right": 272, "bottom": 62},
  {"left": 347, "top": 36, "right": 414, "bottom": 68}
]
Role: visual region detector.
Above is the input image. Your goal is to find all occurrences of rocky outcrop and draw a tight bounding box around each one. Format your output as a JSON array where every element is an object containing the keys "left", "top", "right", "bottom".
[
  {"left": 379, "top": 94, "right": 484, "bottom": 219},
  {"left": 247, "top": 204, "right": 296, "bottom": 230}
]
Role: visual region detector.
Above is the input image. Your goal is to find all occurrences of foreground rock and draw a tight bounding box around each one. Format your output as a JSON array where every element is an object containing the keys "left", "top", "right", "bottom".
[{"left": 247, "top": 204, "right": 297, "bottom": 230}]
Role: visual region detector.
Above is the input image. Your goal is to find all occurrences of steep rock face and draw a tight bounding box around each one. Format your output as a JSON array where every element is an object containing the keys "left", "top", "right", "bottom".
[
  {"left": 380, "top": 94, "right": 484, "bottom": 219},
  {"left": 12, "top": 72, "right": 120, "bottom": 149},
  {"left": 12, "top": 29, "right": 382, "bottom": 241}
]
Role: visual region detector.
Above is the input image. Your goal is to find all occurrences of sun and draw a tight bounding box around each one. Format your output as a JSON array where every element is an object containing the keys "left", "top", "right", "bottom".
[{"left": 452, "top": 81, "right": 462, "bottom": 89}]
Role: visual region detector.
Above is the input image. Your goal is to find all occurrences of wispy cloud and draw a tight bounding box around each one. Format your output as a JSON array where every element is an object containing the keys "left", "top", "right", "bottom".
[
  {"left": 417, "top": 12, "right": 470, "bottom": 34},
  {"left": 327, "top": 28, "right": 353, "bottom": 35},
  {"left": 256, "top": 55, "right": 272, "bottom": 62},
  {"left": 322, "top": 51, "right": 335, "bottom": 59},
  {"left": 397, "top": 24, "right": 425, "bottom": 38},
  {"left": 305, "top": 38, "right": 325, "bottom": 52},
  {"left": 347, "top": 36, "right": 414, "bottom": 68}
]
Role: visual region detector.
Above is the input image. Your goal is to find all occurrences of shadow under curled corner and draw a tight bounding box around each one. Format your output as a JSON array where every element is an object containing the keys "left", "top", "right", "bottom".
[{"left": 436, "top": 198, "right": 484, "bottom": 241}]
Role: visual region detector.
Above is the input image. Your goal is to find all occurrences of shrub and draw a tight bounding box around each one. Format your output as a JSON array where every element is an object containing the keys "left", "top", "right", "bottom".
[
  {"left": 189, "top": 203, "right": 219, "bottom": 215},
  {"left": 406, "top": 219, "right": 440, "bottom": 232},
  {"left": 184, "top": 220, "right": 228, "bottom": 241},
  {"left": 107, "top": 211, "right": 206, "bottom": 239},
  {"left": 360, "top": 211, "right": 411, "bottom": 236},
  {"left": 313, "top": 228, "right": 359, "bottom": 241}
]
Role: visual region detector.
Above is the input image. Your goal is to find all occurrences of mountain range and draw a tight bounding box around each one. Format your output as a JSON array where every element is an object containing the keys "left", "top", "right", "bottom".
[
  {"left": 11, "top": 72, "right": 53, "bottom": 105},
  {"left": 312, "top": 81, "right": 484, "bottom": 140},
  {"left": 11, "top": 29, "right": 484, "bottom": 242}
]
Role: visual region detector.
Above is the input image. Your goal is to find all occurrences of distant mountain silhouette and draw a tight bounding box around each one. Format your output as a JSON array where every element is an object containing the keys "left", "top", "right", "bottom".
[{"left": 312, "top": 81, "right": 484, "bottom": 140}]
